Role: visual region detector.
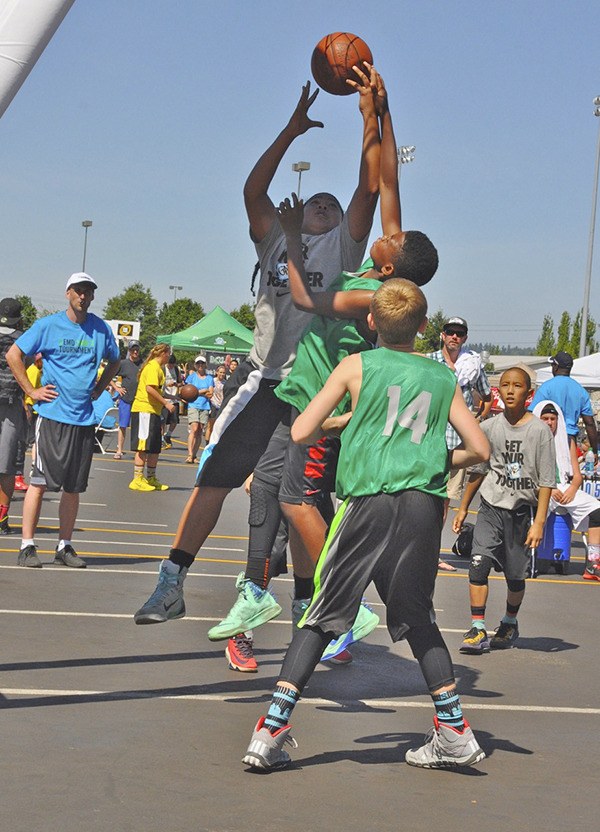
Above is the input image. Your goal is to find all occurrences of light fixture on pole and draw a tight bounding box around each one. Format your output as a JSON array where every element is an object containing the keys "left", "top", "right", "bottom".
[
  {"left": 292, "top": 161, "right": 311, "bottom": 198},
  {"left": 397, "top": 145, "right": 415, "bottom": 179},
  {"left": 169, "top": 284, "right": 183, "bottom": 302},
  {"left": 81, "top": 220, "right": 92, "bottom": 271},
  {"left": 580, "top": 97, "right": 600, "bottom": 358}
]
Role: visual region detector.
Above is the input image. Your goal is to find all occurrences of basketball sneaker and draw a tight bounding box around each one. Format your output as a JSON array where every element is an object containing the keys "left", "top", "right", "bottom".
[
  {"left": 17, "top": 544, "right": 42, "bottom": 568},
  {"left": 459, "top": 626, "right": 490, "bottom": 654},
  {"left": 490, "top": 621, "right": 519, "bottom": 649},
  {"left": 226, "top": 633, "right": 258, "bottom": 672},
  {"left": 291, "top": 597, "right": 354, "bottom": 664},
  {"left": 207, "top": 573, "right": 282, "bottom": 641},
  {"left": 242, "top": 717, "right": 298, "bottom": 770},
  {"left": 0, "top": 516, "right": 13, "bottom": 535},
  {"left": 54, "top": 544, "right": 87, "bottom": 568},
  {"left": 583, "top": 561, "right": 600, "bottom": 581},
  {"left": 146, "top": 476, "right": 169, "bottom": 491},
  {"left": 129, "top": 476, "right": 156, "bottom": 492},
  {"left": 134, "top": 561, "right": 187, "bottom": 624},
  {"left": 405, "top": 717, "right": 485, "bottom": 768},
  {"left": 13, "top": 475, "right": 28, "bottom": 491},
  {"left": 320, "top": 599, "right": 379, "bottom": 662}
]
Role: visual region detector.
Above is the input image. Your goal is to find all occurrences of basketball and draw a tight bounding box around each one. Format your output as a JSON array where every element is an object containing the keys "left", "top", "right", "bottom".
[
  {"left": 179, "top": 383, "right": 199, "bottom": 403},
  {"left": 311, "top": 32, "right": 373, "bottom": 96}
]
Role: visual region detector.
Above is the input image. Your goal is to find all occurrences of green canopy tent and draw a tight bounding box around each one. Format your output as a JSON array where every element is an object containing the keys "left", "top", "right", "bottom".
[{"left": 157, "top": 306, "right": 253, "bottom": 363}]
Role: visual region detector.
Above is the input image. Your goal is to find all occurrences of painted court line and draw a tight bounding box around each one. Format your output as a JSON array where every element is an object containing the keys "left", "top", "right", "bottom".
[{"left": 0, "top": 686, "right": 597, "bottom": 715}]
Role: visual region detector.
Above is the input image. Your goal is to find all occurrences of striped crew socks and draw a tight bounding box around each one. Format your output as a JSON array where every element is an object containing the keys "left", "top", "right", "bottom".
[
  {"left": 264, "top": 684, "right": 300, "bottom": 734},
  {"left": 432, "top": 687, "right": 465, "bottom": 731},
  {"left": 471, "top": 605, "right": 486, "bottom": 630}
]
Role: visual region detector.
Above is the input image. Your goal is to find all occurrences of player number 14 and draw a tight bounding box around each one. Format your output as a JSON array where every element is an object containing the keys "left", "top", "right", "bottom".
[{"left": 383, "top": 386, "right": 432, "bottom": 444}]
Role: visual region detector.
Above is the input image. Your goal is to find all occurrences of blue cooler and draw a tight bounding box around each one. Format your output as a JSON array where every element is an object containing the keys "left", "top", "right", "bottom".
[{"left": 536, "top": 512, "right": 572, "bottom": 575}]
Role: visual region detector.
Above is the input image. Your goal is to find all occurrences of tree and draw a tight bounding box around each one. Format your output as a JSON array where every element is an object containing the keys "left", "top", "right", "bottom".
[
  {"left": 157, "top": 298, "right": 204, "bottom": 335},
  {"left": 535, "top": 314, "right": 555, "bottom": 356},
  {"left": 414, "top": 308, "right": 446, "bottom": 353},
  {"left": 15, "top": 295, "right": 37, "bottom": 330},
  {"left": 569, "top": 310, "right": 597, "bottom": 358},
  {"left": 230, "top": 303, "right": 256, "bottom": 331},
  {"left": 104, "top": 283, "right": 158, "bottom": 355},
  {"left": 556, "top": 311, "right": 571, "bottom": 352}
]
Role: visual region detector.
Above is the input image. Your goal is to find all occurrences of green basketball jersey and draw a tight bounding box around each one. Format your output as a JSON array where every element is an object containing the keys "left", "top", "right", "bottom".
[
  {"left": 336, "top": 349, "right": 457, "bottom": 498},
  {"left": 275, "top": 265, "right": 381, "bottom": 415}
]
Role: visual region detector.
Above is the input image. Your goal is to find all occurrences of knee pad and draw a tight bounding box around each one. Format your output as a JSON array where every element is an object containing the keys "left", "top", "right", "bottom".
[
  {"left": 506, "top": 579, "right": 525, "bottom": 593},
  {"left": 468, "top": 553, "right": 492, "bottom": 586},
  {"left": 248, "top": 480, "right": 278, "bottom": 527}
]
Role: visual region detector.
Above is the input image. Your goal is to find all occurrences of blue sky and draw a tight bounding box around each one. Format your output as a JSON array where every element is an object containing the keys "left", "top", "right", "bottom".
[{"left": 1, "top": 0, "right": 599, "bottom": 347}]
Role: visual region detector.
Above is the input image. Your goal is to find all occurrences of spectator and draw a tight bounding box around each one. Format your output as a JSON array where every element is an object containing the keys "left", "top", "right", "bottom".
[
  {"left": 184, "top": 355, "right": 213, "bottom": 464},
  {"left": 205, "top": 364, "right": 226, "bottom": 444},
  {"left": 162, "top": 353, "right": 181, "bottom": 448},
  {"left": 0, "top": 297, "right": 25, "bottom": 534},
  {"left": 112, "top": 339, "right": 142, "bottom": 459}
]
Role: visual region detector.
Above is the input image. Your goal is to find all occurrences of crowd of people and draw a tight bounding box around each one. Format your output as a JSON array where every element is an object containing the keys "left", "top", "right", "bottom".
[{"left": 1, "top": 63, "right": 598, "bottom": 774}]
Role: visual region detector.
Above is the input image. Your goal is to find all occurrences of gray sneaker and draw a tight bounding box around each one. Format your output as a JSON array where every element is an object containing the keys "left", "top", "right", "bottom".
[
  {"left": 17, "top": 544, "right": 42, "bottom": 568},
  {"left": 405, "top": 717, "right": 485, "bottom": 769},
  {"left": 134, "top": 560, "right": 187, "bottom": 624},
  {"left": 54, "top": 544, "right": 87, "bottom": 568},
  {"left": 242, "top": 717, "right": 298, "bottom": 770}
]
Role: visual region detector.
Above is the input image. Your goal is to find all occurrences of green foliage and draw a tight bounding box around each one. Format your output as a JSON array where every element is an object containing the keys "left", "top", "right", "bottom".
[
  {"left": 104, "top": 283, "right": 158, "bottom": 355},
  {"left": 414, "top": 308, "right": 446, "bottom": 353},
  {"left": 556, "top": 312, "right": 571, "bottom": 352},
  {"left": 229, "top": 303, "right": 256, "bottom": 331},
  {"left": 15, "top": 295, "right": 37, "bottom": 330},
  {"left": 535, "top": 314, "right": 556, "bottom": 356},
  {"left": 569, "top": 311, "right": 597, "bottom": 358},
  {"left": 157, "top": 298, "right": 204, "bottom": 335}
]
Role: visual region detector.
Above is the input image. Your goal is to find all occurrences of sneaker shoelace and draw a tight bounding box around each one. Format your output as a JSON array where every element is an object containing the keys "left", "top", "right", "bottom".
[{"left": 232, "top": 635, "right": 254, "bottom": 659}]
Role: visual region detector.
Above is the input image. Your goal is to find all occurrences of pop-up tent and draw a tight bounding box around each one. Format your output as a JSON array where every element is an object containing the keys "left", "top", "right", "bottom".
[
  {"left": 158, "top": 306, "right": 254, "bottom": 354},
  {"left": 536, "top": 353, "right": 600, "bottom": 389}
]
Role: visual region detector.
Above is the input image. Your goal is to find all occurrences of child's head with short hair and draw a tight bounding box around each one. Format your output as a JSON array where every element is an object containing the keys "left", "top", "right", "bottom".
[
  {"left": 371, "top": 231, "right": 439, "bottom": 286},
  {"left": 498, "top": 367, "right": 532, "bottom": 415},
  {"left": 369, "top": 278, "right": 427, "bottom": 346}
]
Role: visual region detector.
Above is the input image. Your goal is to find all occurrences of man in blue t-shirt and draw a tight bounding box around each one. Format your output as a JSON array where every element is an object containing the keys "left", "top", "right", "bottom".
[
  {"left": 6, "top": 272, "right": 120, "bottom": 569},
  {"left": 530, "top": 351, "right": 598, "bottom": 456}
]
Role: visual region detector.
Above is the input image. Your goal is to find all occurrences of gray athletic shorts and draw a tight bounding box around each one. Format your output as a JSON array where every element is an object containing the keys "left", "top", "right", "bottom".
[
  {"left": 471, "top": 498, "right": 534, "bottom": 581},
  {"left": 31, "top": 417, "right": 95, "bottom": 493},
  {"left": 301, "top": 489, "right": 444, "bottom": 641},
  {"left": 0, "top": 402, "right": 24, "bottom": 475}
]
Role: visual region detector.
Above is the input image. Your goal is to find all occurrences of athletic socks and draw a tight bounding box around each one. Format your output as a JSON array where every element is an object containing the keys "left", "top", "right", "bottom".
[
  {"left": 21, "top": 538, "right": 35, "bottom": 549},
  {"left": 133, "top": 465, "right": 144, "bottom": 479},
  {"left": 432, "top": 688, "right": 465, "bottom": 731},
  {"left": 588, "top": 544, "right": 600, "bottom": 563},
  {"left": 294, "top": 574, "right": 314, "bottom": 600},
  {"left": 0, "top": 504, "right": 8, "bottom": 522},
  {"left": 470, "top": 605, "right": 486, "bottom": 630},
  {"left": 264, "top": 684, "right": 300, "bottom": 734},
  {"left": 147, "top": 467, "right": 157, "bottom": 479},
  {"left": 168, "top": 548, "right": 195, "bottom": 570},
  {"left": 501, "top": 614, "right": 518, "bottom": 625}
]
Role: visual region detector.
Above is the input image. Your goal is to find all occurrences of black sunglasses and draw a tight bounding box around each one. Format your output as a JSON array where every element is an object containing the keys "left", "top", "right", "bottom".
[{"left": 444, "top": 328, "right": 467, "bottom": 337}]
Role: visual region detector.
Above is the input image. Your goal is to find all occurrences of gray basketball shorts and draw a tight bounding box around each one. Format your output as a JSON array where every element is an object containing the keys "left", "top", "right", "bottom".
[
  {"left": 301, "top": 489, "right": 444, "bottom": 641},
  {"left": 471, "top": 497, "right": 534, "bottom": 581},
  {"left": 0, "top": 401, "right": 24, "bottom": 475},
  {"left": 31, "top": 417, "right": 95, "bottom": 493}
]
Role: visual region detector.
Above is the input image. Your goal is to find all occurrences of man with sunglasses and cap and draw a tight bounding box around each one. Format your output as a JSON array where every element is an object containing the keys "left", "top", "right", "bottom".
[
  {"left": 6, "top": 272, "right": 120, "bottom": 568},
  {"left": 429, "top": 316, "right": 492, "bottom": 570},
  {"left": 0, "top": 297, "right": 25, "bottom": 536}
]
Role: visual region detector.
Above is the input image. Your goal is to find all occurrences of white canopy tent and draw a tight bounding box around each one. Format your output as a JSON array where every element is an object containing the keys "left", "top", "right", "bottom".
[{"left": 536, "top": 353, "right": 600, "bottom": 389}]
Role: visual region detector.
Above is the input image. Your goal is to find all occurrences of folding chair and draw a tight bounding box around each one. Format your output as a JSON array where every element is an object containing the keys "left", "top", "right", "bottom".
[{"left": 94, "top": 406, "right": 120, "bottom": 454}]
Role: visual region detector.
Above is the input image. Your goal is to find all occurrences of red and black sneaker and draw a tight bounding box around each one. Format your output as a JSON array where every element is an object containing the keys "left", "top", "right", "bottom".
[
  {"left": 226, "top": 633, "right": 258, "bottom": 672},
  {"left": 583, "top": 562, "right": 600, "bottom": 582}
]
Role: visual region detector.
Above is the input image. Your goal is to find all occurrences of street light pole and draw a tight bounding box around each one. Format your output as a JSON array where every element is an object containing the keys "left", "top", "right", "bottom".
[
  {"left": 81, "top": 220, "right": 92, "bottom": 271},
  {"left": 292, "top": 161, "right": 311, "bottom": 198},
  {"left": 169, "top": 284, "right": 182, "bottom": 302},
  {"left": 580, "top": 96, "right": 600, "bottom": 358},
  {"left": 397, "top": 145, "right": 416, "bottom": 179}
]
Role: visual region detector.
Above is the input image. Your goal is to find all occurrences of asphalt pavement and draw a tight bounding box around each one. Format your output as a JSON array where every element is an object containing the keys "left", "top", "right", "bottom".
[{"left": 1, "top": 430, "right": 597, "bottom": 832}]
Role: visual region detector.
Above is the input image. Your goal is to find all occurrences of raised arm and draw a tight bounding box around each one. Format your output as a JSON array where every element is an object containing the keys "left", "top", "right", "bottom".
[
  {"left": 243, "top": 82, "right": 323, "bottom": 243},
  {"left": 344, "top": 63, "right": 381, "bottom": 242},
  {"left": 376, "top": 73, "right": 402, "bottom": 235},
  {"left": 277, "top": 194, "right": 376, "bottom": 318}
]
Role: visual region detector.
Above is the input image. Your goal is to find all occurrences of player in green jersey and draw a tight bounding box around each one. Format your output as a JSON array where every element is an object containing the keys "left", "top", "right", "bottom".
[{"left": 242, "top": 278, "right": 490, "bottom": 772}]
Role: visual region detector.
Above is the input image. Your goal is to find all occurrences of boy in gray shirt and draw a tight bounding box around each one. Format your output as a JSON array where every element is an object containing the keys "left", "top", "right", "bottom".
[{"left": 453, "top": 367, "right": 555, "bottom": 653}]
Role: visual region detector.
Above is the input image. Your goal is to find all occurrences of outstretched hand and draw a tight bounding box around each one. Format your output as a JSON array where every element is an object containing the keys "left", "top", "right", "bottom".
[
  {"left": 346, "top": 61, "right": 376, "bottom": 115},
  {"left": 276, "top": 193, "right": 304, "bottom": 235},
  {"left": 287, "top": 81, "right": 324, "bottom": 137}
]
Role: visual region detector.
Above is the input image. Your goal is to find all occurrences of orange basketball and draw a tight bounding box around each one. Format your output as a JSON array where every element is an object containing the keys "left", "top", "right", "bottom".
[
  {"left": 179, "top": 383, "right": 199, "bottom": 403},
  {"left": 311, "top": 32, "right": 373, "bottom": 96}
]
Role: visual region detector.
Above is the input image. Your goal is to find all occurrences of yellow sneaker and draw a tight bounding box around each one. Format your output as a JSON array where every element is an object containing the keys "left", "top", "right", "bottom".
[
  {"left": 129, "top": 476, "right": 156, "bottom": 492},
  {"left": 147, "top": 475, "right": 169, "bottom": 491}
]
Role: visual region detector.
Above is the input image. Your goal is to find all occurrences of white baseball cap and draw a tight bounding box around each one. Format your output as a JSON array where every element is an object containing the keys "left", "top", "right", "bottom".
[
  {"left": 66, "top": 272, "right": 98, "bottom": 291},
  {"left": 195, "top": 354, "right": 207, "bottom": 364}
]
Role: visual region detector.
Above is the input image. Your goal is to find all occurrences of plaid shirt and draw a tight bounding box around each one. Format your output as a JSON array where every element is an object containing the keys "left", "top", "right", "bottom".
[{"left": 428, "top": 349, "right": 491, "bottom": 450}]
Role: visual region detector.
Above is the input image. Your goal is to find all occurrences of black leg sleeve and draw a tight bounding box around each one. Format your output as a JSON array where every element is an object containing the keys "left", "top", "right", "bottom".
[
  {"left": 278, "top": 625, "right": 333, "bottom": 692},
  {"left": 405, "top": 622, "right": 456, "bottom": 693}
]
